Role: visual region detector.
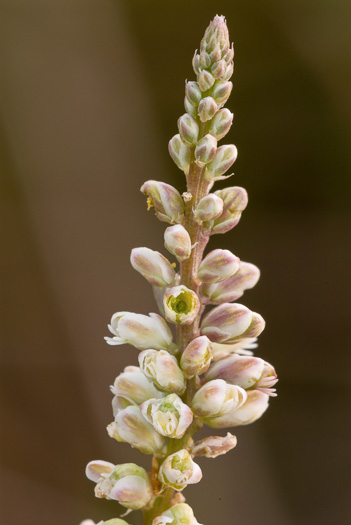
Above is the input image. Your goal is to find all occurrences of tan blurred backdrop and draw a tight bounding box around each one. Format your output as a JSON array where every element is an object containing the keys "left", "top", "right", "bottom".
[{"left": 0, "top": 1, "right": 350, "bottom": 524}]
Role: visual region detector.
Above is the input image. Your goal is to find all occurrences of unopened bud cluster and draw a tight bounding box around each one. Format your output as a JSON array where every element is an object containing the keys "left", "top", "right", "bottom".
[{"left": 84, "top": 15, "right": 277, "bottom": 525}]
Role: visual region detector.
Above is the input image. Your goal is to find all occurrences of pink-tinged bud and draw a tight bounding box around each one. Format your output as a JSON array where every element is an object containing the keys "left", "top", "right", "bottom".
[
  {"left": 199, "top": 50, "right": 211, "bottom": 69},
  {"left": 86, "top": 461, "right": 153, "bottom": 510},
  {"left": 212, "top": 81, "right": 233, "bottom": 105},
  {"left": 158, "top": 449, "right": 202, "bottom": 491},
  {"left": 205, "top": 186, "right": 248, "bottom": 234},
  {"left": 210, "top": 43, "right": 222, "bottom": 63},
  {"left": 192, "top": 432, "right": 237, "bottom": 458},
  {"left": 201, "top": 303, "right": 264, "bottom": 344},
  {"left": 131, "top": 247, "right": 175, "bottom": 287},
  {"left": 107, "top": 405, "right": 165, "bottom": 455},
  {"left": 141, "top": 393, "right": 193, "bottom": 439},
  {"left": 206, "top": 355, "right": 277, "bottom": 396},
  {"left": 201, "top": 15, "right": 230, "bottom": 56},
  {"left": 198, "top": 97, "right": 217, "bottom": 122},
  {"left": 153, "top": 503, "right": 202, "bottom": 525},
  {"left": 211, "top": 59, "right": 227, "bottom": 79},
  {"left": 205, "top": 390, "right": 270, "bottom": 428},
  {"left": 141, "top": 180, "right": 185, "bottom": 224},
  {"left": 200, "top": 261, "right": 260, "bottom": 304},
  {"left": 198, "top": 70, "right": 215, "bottom": 92},
  {"left": 111, "top": 366, "right": 163, "bottom": 416},
  {"left": 191, "top": 379, "right": 247, "bottom": 421},
  {"left": 197, "top": 249, "right": 240, "bottom": 283},
  {"left": 194, "top": 134, "right": 217, "bottom": 167},
  {"left": 223, "top": 61, "right": 234, "bottom": 80},
  {"left": 163, "top": 285, "right": 200, "bottom": 325},
  {"left": 223, "top": 45, "right": 234, "bottom": 64},
  {"left": 192, "top": 52, "right": 201, "bottom": 74},
  {"left": 205, "top": 145, "right": 237, "bottom": 180},
  {"left": 184, "top": 96, "right": 197, "bottom": 116},
  {"left": 177, "top": 114, "right": 199, "bottom": 146},
  {"left": 180, "top": 336, "right": 213, "bottom": 378},
  {"left": 139, "top": 349, "right": 186, "bottom": 394},
  {"left": 169, "top": 135, "right": 191, "bottom": 175},
  {"left": 105, "top": 311, "right": 174, "bottom": 351},
  {"left": 185, "top": 81, "right": 202, "bottom": 106},
  {"left": 208, "top": 108, "right": 233, "bottom": 140},
  {"left": 195, "top": 193, "right": 223, "bottom": 222},
  {"left": 164, "top": 225, "right": 192, "bottom": 262},
  {"left": 86, "top": 460, "right": 115, "bottom": 483}
]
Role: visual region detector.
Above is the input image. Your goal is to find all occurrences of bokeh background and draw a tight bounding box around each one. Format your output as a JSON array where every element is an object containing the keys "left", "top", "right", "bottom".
[{"left": 1, "top": 1, "right": 350, "bottom": 524}]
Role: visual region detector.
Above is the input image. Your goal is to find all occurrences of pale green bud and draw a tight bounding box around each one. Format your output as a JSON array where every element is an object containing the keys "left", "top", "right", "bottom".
[
  {"left": 180, "top": 335, "right": 213, "bottom": 378},
  {"left": 199, "top": 50, "right": 211, "bottom": 69},
  {"left": 164, "top": 224, "right": 192, "bottom": 262},
  {"left": 141, "top": 180, "right": 185, "bottom": 224},
  {"left": 177, "top": 114, "right": 199, "bottom": 146},
  {"left": 194, "top": 134, "right": 217, "bottom": 167},
  {"left": 205, "top": 145, "right": 237, "bottom": 180},
  {"left": 163, "top": 285, "right": 200, "bottom": 325},
  {"left": 169, "top": 134, "right": 191, "bottom": 175},
  {"left": 210, "top": 43, "right": 222, "bottom": 63},
  {"left": 194, "top": 193, "right": 223, "bottom": 222},
  {"left": 211, "top": 59, "right": 227, "bottom": 80},
  {"left": 200, "top": 261, "right": 260, "bottom": 304},
  {"left": 111, "top": 366, "right": 163, "bottom": 416},
  {"left": 204, "top": 390, "right": 270, "bottom": 428},
  {"left": 192, "top": 432, "right": 237, "bottom": 458},
  {"left": 107, "top": 405, "right": 165, "bottom": 455},
  {"left": 131, "top": 247, "right": 175, "bottom": 287},
  {"left": 198, "top": 97, "right": 217, "bottom": 123},
  {"left": 223, "top": 45, "right": 234, "bottom": 64},
  {"left": 223, "top": 61, "right": 234, "bottom": 80},
  {"left": 139, "top": 349, "right": 186, "bottom": 394},
  {"left": 105, "top": 311, "right": 174, "bottom": 351},
  {"left": 153, "top": 503, "right": 202, "bottom": 525},
  {"left": 140, "top": 393, "right": 193, "bottom": 438},
  {"left": 197, "top": 249, "right": 240, "bottom": 283},
  {"left": 184, "top": 96, "right": 197, "bottom": 116},
  {"left": 158, "top": 449, "right": 202, "bottom": 491},
  {"left": 205, "top": 354, "right": 278, "bottom": 396},
  {"left": 185, "top": 81, "right": 202, "bottom": 106},
  {"left": 212, "top": 81, "right": 233, "bottom": 105},
  {"left": 208, "top": 108, "right": 233, "bottom": 140},
  {"left": 192, "top": 52, "right": 201, "bottom": 75},
  {"left": 205, "top": 186, "right": 248, "bottom": 234},
  {"left": 198, "top": 70, "right": 215, "bottom": 92},
  {"left": 191, "top": 379, "right": 247, "bottom": 423},
  {"left": 201, "top": 303, "right": 265, "bottom": 344},
  {"left": 85, "top": 461, "right": 152, "bottom": 510}
]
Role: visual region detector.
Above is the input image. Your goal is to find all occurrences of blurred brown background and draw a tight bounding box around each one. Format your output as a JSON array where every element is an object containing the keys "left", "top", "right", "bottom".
[{"left": 0, "top": 1, "right": 350, "bottom": 524}]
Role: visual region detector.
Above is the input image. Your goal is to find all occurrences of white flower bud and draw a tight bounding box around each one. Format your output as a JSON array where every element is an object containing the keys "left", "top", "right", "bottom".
[
  {"left": 197, "top": 70, "right": 215, "bottom": 91},
  {"left": 180, "top": 336, "right": 213, "bottom": 378},
  {"left": 197, "top": 249, "right": 240, "bottom": 283},
  {"left": 194, "top": 193, "right": 223, "bottom": 222},
  {"left": 158, "top": 449, "right": 202, "bottom": 491},
  {"left": 199, "top": 50, "right": 211, "bottom": 69},
  {"left": 192, "top": 52, "right": 201, "bottom": 74},
  {"left": 194, "top": 134, "right": 217, "bottom": 167},
  {"left": 208, "top": 108, "right": 233, "bottom": 140},
  {"left": 212, "top": 81, "right": 233, "bottom": 105},
  {"left": 177, "top": 114, "right": 199, "bottom": 146},
  {"left": 201, "top": 303, "right": 265, "bottom": 344},
  {"left": 184, "top": 96, "right": 197, "bottom": 116},
  {"left": 210, "top": 43, "right": 222, "bottom": 63},
  {"left": 139, "top": 349, "right": 186, "bottom": 394},
  {"left": 185, "top": 81, "right": 202, "bottom": 106},
  {"left": 140, "top": 393, "right": 193, "bottom": 439},
  {"left": 205, "top": 355, "right": 278, "bottom": 396},
  {"left": 85, "top": 461, "right": 153, "bottom": 510},
  {"left": 200, "top": 261, "right": 260, "bottom": 304},
  {"left": 205, "top": 390, "right": 270, "bottom": 428},
  {"left": 163, "top": 285, "right": 200, "bottom": 325},
  {"left": 107, "top": 405, "right": 165, "bottom": 455},
  {"left": 192, "top": 432, "right": 237, "bottom": 458},
  {"left": 223, "top": 45, "right": 234, "bottom": 64},
  {"left": 211, "top": 59, "right": 227, "bottom": 79},
  {"left": 223, "top": 61, "right": 234, "bottom": 80},
  {"left": 105, "top": 311, "right": 174, "bottom": 351},
  {"left": 205, "top": 186, "right": 248, "bottom": 234},
  {"left": 164, "top": 225, "right": 192, "bottom": 262},
  {"left": 205, "top": 145, "right": 237, "bottom": 180},
  {"left": 191, "top": 379, "right": 247, "bottom": 422},
  {"left": 198, "top": 97, "right": 217, "bottom": 122},
  {"left": 111, "top": 366, "right": 163, "bottom": 416},
  {"left": 168, "top": 135, "right": 191, "bottom": 175},
  {"left": 131, "top": 247, "right": 175, "bottom": 287},
  {"left": 153, "top": 503, "right": 202, "bottom": 525},
  {"left": 141, "top": 180, "right": 185, "bottom": 224}
]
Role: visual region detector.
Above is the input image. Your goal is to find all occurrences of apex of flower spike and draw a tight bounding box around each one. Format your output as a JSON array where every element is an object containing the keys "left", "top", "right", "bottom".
[{"left": 200, "top": 15, "right": 230, "bottom": 56}]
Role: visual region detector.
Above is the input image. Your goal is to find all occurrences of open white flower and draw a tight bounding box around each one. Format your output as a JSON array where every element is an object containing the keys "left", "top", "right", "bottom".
[
  {"left": 158, "top": 449, "right": 202, "bottom": 491},
  {"left": 140, "top": 394, "right": 193, "bottom": 439}
]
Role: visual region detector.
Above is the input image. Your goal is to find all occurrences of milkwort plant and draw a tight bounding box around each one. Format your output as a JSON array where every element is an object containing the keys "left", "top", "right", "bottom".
[{"left": 82, "top": 15, "right": 277, "bottom": 525}]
